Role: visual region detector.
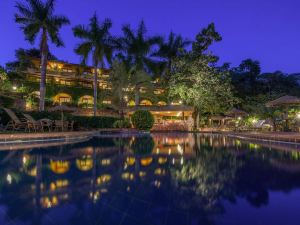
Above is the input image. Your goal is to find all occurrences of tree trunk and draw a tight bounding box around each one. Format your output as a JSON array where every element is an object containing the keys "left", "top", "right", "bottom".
[
  {"left": 39, "top": 29, "right": 48, "bottom": 112},
  {"left": 135, "top": 88, "right": 140, "bottom": 106},
  {"left": 93, "top": 66, "right": 98, "bottom": 116}
]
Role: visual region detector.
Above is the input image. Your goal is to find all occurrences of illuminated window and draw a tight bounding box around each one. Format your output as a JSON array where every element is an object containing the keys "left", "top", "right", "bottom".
[
  {"left": 103, "top": 100, "right": 111, "bottom": 105},
  {"left": 157, "top": 101, "right": 167, "bottom": 106},
  {"left": 59, "top": 97, "right": 71, "bottom": 103},
  {"left": 140, "top": 100, "right": 152, "bottom": 106}
]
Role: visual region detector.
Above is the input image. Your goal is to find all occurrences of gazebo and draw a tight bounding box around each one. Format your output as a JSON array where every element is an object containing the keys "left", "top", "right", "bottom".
[{"left": 266, "top": 95, "right": 300, "bottom": 131}]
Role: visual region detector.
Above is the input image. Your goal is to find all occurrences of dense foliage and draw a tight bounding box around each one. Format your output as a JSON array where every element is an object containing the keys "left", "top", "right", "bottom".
[
  {"left": 113, "top": 118, "right": 131, "bottom": 129},
  {"left": 131, "top": 110, "right": 154, "bottom": 130}
]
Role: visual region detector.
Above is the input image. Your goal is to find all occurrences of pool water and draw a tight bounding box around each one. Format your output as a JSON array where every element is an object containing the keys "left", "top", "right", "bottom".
[{"left": 0, "top": 133, "right": 299, "bottom": 225}]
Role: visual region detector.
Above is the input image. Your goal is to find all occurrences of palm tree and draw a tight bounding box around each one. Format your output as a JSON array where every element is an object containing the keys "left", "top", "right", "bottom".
[
  {"left": 73, "top": 14, "right": 114, "bottom": 116},
  {"left": 110, "top": 61, "right": 152, "bottom": 109},
  {"left": 118, "top": 20, "right": 162, "bottom": 73},
  {"left": 129, "top": 67, "right": 153, "bottom": 106},
  {"left": 15, "top": 0, "right": 70, "bottom": 111},
  {"left": 154, "top": 32, "right": 190, "bottom": 80}
]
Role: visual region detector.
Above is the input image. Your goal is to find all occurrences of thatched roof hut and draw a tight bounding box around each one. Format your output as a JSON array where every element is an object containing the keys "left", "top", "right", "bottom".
[{"left": 266, "top": 95, "right": 300, "bottom": 108}]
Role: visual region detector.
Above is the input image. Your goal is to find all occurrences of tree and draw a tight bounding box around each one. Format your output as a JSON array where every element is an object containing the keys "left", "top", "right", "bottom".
[
  {"left": 6, "top": 48, "right": 57, "bottom": 72},
  {"left": 15, "top": 0, "right": 70, "bottom": 111},
  {"left": 192, "top": 23, "right": 222, "bottom": 61},
  {"left": 0, "top": 67, "right": 12, "bottom": 93},
  {"left": 73, "top": 14, "right": 115, "bottom": 116},
  {"left": 110, "top": 61, "right": 130, "bottom": 115},
  {"left": 153, "top": 32, "right": 190, "bottom": 80},
  {"left": 129, "top": 68, "right": 153, "bottom": 106},
  {"left": 118, "top": 20, "right": 162, "bottom": 73},
  {"left": 169, "top": 55, "right": 238, "bottom": 128}
]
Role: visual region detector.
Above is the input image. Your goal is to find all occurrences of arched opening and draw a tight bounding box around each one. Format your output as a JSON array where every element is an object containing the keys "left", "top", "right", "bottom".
[
  {"left": 157, "top": 101, "right": 167, "bottom": 106},
  {"left": 53, "top": 93, "right": 72, "bottom": 104},
  {"left": 78, "top": 95, "right": 94, "bottom": 108},
  {"left": 140, "top": 100, "right": 152, "bottom": 106}
]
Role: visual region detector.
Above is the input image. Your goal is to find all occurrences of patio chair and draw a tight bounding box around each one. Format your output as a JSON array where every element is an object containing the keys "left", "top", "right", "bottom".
[
  {"left": 68, "top": 121, "right": 74, "bottom": 131},
  {"left": 23, "top": 114, "right": 43, "bottom": 132},
  {"left": 54, "top": 120, "right": 68, "bottom": 131},
  {"left": 3, "top": 108, "right": 27, "bottom": 131},
  {"left": 40, "top": 119, "right": 53, "bottom": 132}
]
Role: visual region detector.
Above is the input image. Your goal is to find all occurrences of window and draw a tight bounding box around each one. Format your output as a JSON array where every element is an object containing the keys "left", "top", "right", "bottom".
[{"left": 59, "top": 97, "right": 71, "bottom": 103}]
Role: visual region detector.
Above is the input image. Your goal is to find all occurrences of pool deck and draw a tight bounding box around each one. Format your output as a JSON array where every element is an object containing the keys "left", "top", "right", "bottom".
[
  {"left": 225, "top": 131, "right": 300, "bottom": 144},
  {"left": 0, "top": 131, "right": 97, "bottom": 141}
]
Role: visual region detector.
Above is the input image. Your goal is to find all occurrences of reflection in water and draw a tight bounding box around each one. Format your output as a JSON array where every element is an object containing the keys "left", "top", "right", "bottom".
[{"left": 0, "top": 133, "right": 300, "bottom": 225}]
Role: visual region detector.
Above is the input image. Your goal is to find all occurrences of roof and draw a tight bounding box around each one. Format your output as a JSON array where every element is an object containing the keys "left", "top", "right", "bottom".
[
  {"left": 225, "top": 108, "right": 247, "bottom": 117},
  {"left": 266, "top": 95, "right": 300, "bottom": 107}
]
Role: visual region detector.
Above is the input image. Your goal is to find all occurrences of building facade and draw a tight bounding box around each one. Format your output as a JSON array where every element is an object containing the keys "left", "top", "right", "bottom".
[{"left": 21, "top": 59, "right": 193, "bottom": 124}]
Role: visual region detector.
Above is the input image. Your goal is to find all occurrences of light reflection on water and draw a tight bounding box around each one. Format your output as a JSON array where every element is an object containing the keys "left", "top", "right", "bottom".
[{"left": 0, "top": 133, "right": 300, "bottom": 225}]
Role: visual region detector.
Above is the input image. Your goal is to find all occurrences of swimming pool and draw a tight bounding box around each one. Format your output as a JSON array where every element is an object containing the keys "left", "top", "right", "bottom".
[{"left": 0, "top": 133, "right": 299, "bottom": 225}]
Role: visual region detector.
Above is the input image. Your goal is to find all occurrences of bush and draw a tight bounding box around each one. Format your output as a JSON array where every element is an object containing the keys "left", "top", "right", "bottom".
[
  {"left": 0, "top": 95, "right": 15, "bottom": 108},
  {"left": 113, "top": 118, "right": 131, "bottom": 129},
  {"left": 28, "top": 111, "right": 119, "bottom": 129},
  {"left": 131, "top": 110, "right": 154, "bottom": 131},
  {"left": 72, "top": 116, "right": 119, "bottom": 129},
  {"left": 29, "top": 111, "right": 62, "bottom": 120},
  {"left": 0, "top": 107, "right": 11, "bottom": 125}
]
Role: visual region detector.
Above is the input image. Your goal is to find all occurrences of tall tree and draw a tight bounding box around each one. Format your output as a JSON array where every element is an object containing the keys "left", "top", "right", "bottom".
[
  {"left": 110, "top": 61, "right": 130, "bottom": 116},
  {"left": 73, "top": 14, "right": 114, "bottom": 116},
  {"left": 192, "top": 23, "right": 222, "bottom": 61},
  {"left": 6, "top": 48, "right": 57, "bottom": 72},
  {"left": 15, "top": 0, "right": 70, "bottom": 111},
  {"left": 154, "top": 32, "right": 190, "bottom": 80},
  {"left": 169, "top": 55, "right": 238, "bottom": 128},
  {"left": 119, "top": 20, "right": 162, "bottom": 73}
]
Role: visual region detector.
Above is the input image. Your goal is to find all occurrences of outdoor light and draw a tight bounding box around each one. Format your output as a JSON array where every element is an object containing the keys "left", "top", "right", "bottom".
[
  {"left": 12, "top": 86, "right": 17, "bottom": 91},
  {"left": 6, "top": 174, "right": 12, "bottom": 184},
  {"left": 252, "top": 118, "right": 258, "bottom": 124},
  {"left": 237, "top": 116, "right": 242, "bottom": 120},
  {"left": 297, "top": 113, "right": 300, "bottom": 119}
]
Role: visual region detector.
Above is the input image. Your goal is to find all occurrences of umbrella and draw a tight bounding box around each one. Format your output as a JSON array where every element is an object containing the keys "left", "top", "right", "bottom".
[
  {"left": 49, "top": 105, "right": 77, "bottom": 130},
  {"left": 266, "top": 95, "right": 300, "bottom": 108}
]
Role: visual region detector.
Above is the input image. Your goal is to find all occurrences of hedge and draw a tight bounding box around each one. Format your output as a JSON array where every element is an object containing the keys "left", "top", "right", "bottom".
[
  {"left": 28, "top": 111, "right": 119, "bottom": 129},
  {"left": 72, "top": 116, "right": 119, "bottom": 129}
]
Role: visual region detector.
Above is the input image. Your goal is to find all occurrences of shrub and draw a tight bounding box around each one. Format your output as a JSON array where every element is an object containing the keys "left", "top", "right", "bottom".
[
  {"left": 131, "top": 110, "right": 154, "bottom": 131},
  {"left": 28, "top": 111, "right": 119, "bottom": 129},
  {"left": 72, "top": 116, "right": 119, "bottom": 129},
  {"left": 29, "top": 111, "right": 62, "bottom": 120},
  {"left": 113, "top": 118, "right": 131, "bottom": 129},
  {"left": 0, "top": 95, "right": 15, "bottom": 108},
  {"left": 131, "top": 136, "right": 154, "bottom": 155}
]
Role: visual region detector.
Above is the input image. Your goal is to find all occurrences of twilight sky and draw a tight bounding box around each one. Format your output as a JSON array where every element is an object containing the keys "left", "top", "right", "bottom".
[{"left": 0, "top": 0, "right": 300, "bottom": 73}]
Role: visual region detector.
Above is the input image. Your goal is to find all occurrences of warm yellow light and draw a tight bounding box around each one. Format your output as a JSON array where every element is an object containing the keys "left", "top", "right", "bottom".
[
  {"left": 252, "top": 118, "right": 258, "bottom": 124},
  {"left": 297, "top": 113, "right": 300, "bottom": 119},
  {"left": 12, "top": 86, "right": 17, "bottom": 91}
]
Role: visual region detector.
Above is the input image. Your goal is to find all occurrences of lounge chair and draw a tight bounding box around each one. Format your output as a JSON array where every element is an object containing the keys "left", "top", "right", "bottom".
[
  {"left": 3, "top": 108, "right": 27, "bottom": 131},
  {"left": 23, "top": 114, "right": 43, "bottom": 132}
]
